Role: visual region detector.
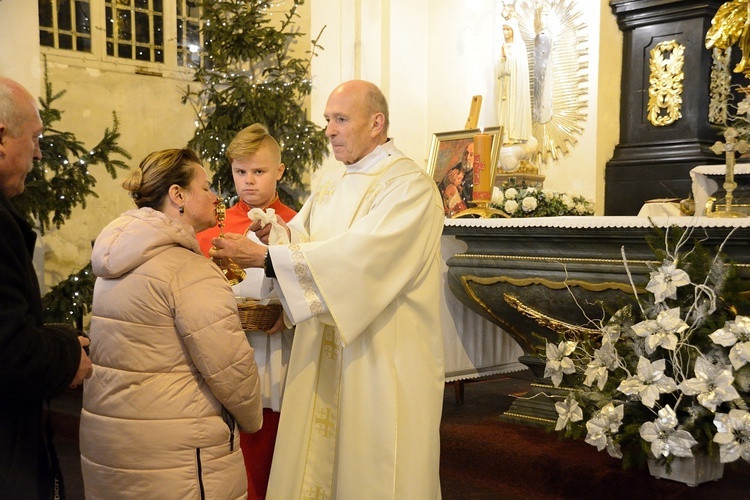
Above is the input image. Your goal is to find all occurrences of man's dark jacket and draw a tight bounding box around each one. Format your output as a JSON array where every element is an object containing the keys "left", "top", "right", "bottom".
[{"left": 0, "top": 193, "right": 81, "bottom": 499}]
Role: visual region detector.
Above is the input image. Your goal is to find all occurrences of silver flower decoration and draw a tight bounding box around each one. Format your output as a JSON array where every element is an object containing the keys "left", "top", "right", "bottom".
[
  {"left": 710, "top": 315, "right": 750, "bottom": 370},
  {"left": 631, "top": 307, "right": 687, "bottom": 354},
  {"left": 544, "top": 341, "right": 577, "bottom": 387},
  {"left": 646, "top": 260, "right": 691, "bottom": 303},
  {"left": 585, "top": 403, "right": 624, "bottom": 458},
  {"left": 714, "top": 409, "right": 750, "bottom": 463},
  {"left": 617, "top": 357, "right": 677, "bottom": 408},
  {"left": 639, "top": 405, "right": 698, "bottom": 458},
  {"left": 678, "top": 356, "right": 740, "bottom": 412},
  {"left": 554, "top": 395, "right": 583, "bottom": 431}
]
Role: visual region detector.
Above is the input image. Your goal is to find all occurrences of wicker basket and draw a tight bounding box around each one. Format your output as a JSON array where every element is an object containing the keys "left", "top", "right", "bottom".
[{"left": 236, "top": 299, "right": 283, "bottom": 331}]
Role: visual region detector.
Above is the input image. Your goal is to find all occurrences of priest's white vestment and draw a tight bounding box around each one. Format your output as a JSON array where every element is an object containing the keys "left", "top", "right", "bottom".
[{"left": 266, "top": 141, "right": 445, "bottom": 499}]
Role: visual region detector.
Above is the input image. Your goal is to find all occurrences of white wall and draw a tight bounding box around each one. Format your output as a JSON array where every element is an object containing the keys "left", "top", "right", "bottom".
[
  {"left": 1, "top": 0, "right": 621, "bottom": 292},
  {"left": 0, "top": 0, "right": 42, "bottom": 93},
  {"left": 309, "top": 0, "right": 622, "bottom": 212}
]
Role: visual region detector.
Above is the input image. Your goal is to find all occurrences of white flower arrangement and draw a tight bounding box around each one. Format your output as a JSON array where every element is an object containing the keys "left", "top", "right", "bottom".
[
  {"left": 491, "top": 178, "right": 594, "bottom": 218},
  {"left": 543, "top": 227, "right": 750, "bottom": 468}
]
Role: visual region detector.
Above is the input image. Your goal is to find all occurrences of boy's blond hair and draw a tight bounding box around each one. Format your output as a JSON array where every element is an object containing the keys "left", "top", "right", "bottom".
[{"left": 226, "top": 123, "right": 281, "bottom": 164}]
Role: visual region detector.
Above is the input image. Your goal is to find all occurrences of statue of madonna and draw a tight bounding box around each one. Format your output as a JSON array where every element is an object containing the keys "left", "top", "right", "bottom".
[{"left": 495, "top": 17, "right": 533, "bottom": 145}]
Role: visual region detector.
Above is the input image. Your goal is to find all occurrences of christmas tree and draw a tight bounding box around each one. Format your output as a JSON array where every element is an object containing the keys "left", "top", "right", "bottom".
[
  {"left": 183, "top": 0, "right": 328, "bottom": 205},
  {"left": 12, "top": 65, "right": 131, "bottom": 326}
]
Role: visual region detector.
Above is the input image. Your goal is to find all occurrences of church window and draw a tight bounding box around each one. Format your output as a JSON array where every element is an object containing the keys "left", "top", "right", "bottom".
[{"left": 38, "top": 0, "right": 206, "bottom": 71}]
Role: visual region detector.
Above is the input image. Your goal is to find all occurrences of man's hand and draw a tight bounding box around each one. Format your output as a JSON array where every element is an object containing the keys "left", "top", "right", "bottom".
[
  {"left": 70, "top": 336, "right": 93, "bottom": 388},
  {"left": 248, "top": 220, "right": 272, "bottom": 245},
  {"left": 210, "top": 233, "right": 266, "bottom": 268}
]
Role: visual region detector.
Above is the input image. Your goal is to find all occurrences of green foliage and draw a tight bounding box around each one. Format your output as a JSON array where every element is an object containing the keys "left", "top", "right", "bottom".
[
  {"left": 42, "top": 263, "right": 95, "bottom": 327},
  {"left": 183, "top": 0, "right": 328, "bottom": 207},
  {"left": 491, "top": 177, "right": 595, "bottom": 218}
]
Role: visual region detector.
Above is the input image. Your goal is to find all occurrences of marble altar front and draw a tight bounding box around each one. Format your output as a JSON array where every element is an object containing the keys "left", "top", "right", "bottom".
[{"left": 441, "top": 236, "right": 524, "bottom": 382}]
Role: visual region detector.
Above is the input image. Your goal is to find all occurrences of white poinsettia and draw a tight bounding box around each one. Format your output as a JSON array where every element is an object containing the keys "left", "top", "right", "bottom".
[
  {"left": 584, "top": 341, "right": 619, "bottom": 390},
  {"left": 544, "top": 341, "right": 578, "bottom": 387},
  {"left": 631, "top": 307, "right": 687, "bottom": 354},
  {"left": 584, "top": 403, "right": 623, "bottom": 458},
  {"left": 713, "top": 409, "right": 750, "bottom": 463},
  {"left": 678, "top": 356, "right": 740, "bottom": 412},
  {"left": 617, "top": 357, "right": 677, "bottom": 408},
  {"left": 646, "top": 260, "right": 691, "bottom": 303},
  {"left": 639, "top": 405, "right": 698, "bottom": 458},
  {"left": 710, "top": 315, "right": 750, "bottom": 370},
  {"left": 554, "top": 395, "right": 583, "bottom": 431}
]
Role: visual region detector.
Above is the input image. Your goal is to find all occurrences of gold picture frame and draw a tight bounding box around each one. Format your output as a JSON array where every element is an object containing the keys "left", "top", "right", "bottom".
[{"left": 426, "top": 127, "right": 502, "bottom": 217}]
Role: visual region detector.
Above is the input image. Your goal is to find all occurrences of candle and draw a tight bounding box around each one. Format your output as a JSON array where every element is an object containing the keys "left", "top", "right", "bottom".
[{"left": 472, "top": 132, "right": 493, "bottom": 201}]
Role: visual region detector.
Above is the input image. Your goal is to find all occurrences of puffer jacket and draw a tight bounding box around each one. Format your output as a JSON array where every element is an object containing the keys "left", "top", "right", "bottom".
[{"left": 80, "top": 208, "right": 263, "bottom": 499}]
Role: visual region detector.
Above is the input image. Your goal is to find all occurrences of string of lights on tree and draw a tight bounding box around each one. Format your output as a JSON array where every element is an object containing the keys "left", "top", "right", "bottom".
[{"left": 183, "top": 0, "right": 328, "bottom": 206}]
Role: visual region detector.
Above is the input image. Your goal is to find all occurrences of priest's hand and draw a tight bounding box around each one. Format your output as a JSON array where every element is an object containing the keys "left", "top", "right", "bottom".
[
  {"left": 210, "top": 233, "right": 266, "bottom": 268},
  {"left": 248, "top": 216, "right": 290, "bottom": 245}
]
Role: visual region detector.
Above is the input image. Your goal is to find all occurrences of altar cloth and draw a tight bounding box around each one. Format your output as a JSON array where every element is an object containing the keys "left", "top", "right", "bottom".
[
  {"left": 444, "top": 215, "right": 750, "bottom": 229},
  {"left": 690, "top": 164, "right": 750, "bottom": 216}
]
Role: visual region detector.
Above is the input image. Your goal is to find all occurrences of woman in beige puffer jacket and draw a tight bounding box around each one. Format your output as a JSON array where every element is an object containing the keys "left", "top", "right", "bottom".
[{"left": 80, "top": 149, "right": 263, "bottom": 499}]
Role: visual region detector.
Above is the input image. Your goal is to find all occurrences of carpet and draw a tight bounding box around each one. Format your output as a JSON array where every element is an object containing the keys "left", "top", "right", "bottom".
[
  {"left": 440, "top": 371, "right": 750, "bottom": 500},
  {"left": 52, "top": 370, "right": 750, "bottom": 499}
]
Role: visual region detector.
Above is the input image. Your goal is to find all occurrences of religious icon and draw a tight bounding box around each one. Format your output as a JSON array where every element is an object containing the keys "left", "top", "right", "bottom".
[{"left": 426, "top": 127, "right": 503, "bottom": 217}]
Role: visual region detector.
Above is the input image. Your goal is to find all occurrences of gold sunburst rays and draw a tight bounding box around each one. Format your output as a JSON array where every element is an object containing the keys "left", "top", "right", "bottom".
[{"left": 516, "top": 0, "right": 589, "bottom": 164}]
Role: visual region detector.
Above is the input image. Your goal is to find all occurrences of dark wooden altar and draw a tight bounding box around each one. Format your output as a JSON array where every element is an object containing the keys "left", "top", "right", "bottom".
[{"left": 443, "top": 217, "right": 750, "bottom": 426}]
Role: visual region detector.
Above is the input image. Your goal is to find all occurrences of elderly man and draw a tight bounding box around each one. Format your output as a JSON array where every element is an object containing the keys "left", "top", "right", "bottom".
[
  {"left": 0, "top": 77, "right": 92, "bottom": 499},
  {"left": 211, "top": 80, "right": 445, "bottom": 498}
]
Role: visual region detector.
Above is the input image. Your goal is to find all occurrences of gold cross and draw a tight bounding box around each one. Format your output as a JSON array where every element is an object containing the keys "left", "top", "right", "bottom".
[
  {"left": 710, "top": 127, "right": 749, "bottom": 214},
  {"left": 315, "top": 407, "right": 337, "bottom": 438},
  {"left": 304, "top": 485, "right": 328, "bottom": 500},
  {"left": 322, "top": 327, "right": 342, "bottom": 360}
]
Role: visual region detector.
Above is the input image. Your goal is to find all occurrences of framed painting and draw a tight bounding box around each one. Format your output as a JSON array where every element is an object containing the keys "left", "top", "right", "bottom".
[{"left": 426, "top": 127, "right": 502, "bottom": 217}]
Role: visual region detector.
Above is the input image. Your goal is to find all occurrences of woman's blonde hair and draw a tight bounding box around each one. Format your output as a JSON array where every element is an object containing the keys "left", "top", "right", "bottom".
[
  {"left": 226, "top": 123, "right": 281, "bottom": 164},
  {"left": 122, "top": 148, "right": 201, "bottom": 209}
]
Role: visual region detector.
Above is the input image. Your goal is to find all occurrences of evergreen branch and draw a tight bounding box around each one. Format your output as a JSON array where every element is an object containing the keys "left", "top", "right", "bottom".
[{"left": 42, "top": 262, "right": 95, "bottom": 327}]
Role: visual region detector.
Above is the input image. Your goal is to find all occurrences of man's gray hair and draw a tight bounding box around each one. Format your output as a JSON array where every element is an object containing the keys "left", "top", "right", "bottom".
[
  {"left": 366, "top": 85, "right": 390, "bottom": 132},
  {"left": 0, "top": 80, "right": 26, "bottom": 137}
]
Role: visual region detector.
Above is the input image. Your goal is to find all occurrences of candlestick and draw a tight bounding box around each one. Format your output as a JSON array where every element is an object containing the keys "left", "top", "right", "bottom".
[
  {"left": 472, "top": 132, "right": 493, "bottom": 200},
  {"left": 707, "top": 127, "right": 748, "bottom": 218}
]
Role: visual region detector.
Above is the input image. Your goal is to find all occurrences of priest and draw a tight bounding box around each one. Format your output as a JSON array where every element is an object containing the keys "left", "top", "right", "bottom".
[{"left": 210, "top": 79, "right": 445, "bottom": 499}]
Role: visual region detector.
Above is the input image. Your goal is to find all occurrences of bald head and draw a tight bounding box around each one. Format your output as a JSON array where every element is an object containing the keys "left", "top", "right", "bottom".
[
  {"left": 0, "top": 77, "right": 43, "bottom": 198},
  {"left": 324, "top": 80, "right": 390, "bottom": 165}
]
